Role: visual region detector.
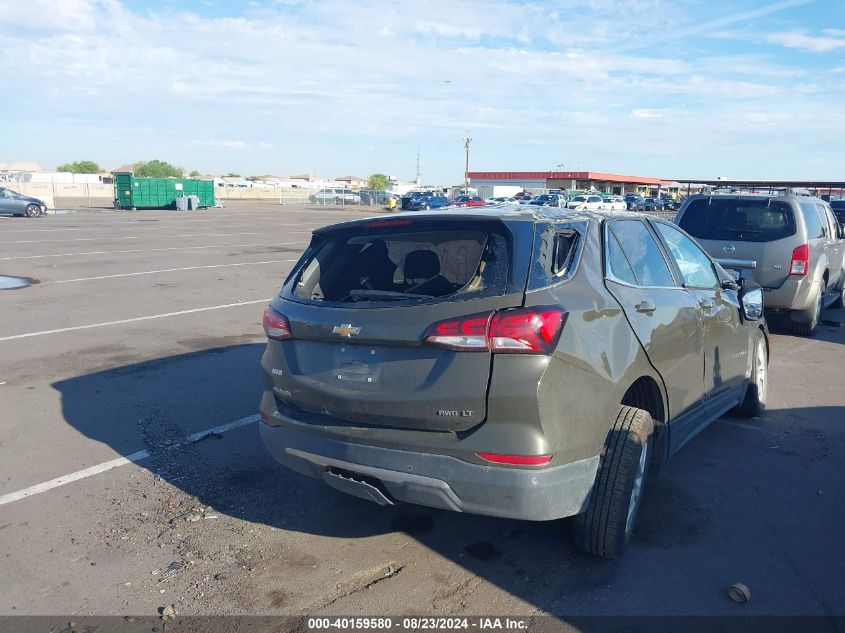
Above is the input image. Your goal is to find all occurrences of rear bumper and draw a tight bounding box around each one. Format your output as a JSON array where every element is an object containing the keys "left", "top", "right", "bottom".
[
  {"left": 259, "top": 417, "right": 599, "bottom": 522},
  {"left": 762, "top": 277, "right": 818, "bottom": 312}
]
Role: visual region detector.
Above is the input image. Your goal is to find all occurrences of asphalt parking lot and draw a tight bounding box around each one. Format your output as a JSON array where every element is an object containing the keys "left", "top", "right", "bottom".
[{"left": 0, "top": 201, "right": 843, "bottom": 619}]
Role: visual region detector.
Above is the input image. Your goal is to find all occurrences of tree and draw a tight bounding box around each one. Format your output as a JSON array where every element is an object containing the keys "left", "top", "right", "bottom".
[
  {"left": 189, "top": 170, "right": 200, "bottom": 177},
  {"left": 57, "top": 160, "right": 101, "bottom": 174},
  {"left": 134, "top": 160, "right": 183, "bottom": 178},
  {"left": 225, "top": 172, "right": 241, "bottom": 178},
  {"left": 367, "top": 173, "right": 389, "bottom": 191}
]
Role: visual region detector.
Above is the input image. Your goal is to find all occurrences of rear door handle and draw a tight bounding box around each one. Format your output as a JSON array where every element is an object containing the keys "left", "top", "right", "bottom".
[{"left": 635, "top": 299, "right": 656, "bottom": 314}]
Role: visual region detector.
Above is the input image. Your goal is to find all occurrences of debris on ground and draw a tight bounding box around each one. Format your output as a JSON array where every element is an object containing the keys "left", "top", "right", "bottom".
[
  {"left": 160, "top": 604, "right": 178, "bottom": 622},
  {"left": 215, "top": 571, "right": 234, "bottom": 581},
  {"left": 728, "top": 582, "right": 751, "bottom": 603},
  {"left": 192, "top": 430, "right": 224, "bottom": 444}
]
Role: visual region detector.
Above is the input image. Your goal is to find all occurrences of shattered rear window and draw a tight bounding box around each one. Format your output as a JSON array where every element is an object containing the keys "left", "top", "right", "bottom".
[{"left": 292, "top": 223, "right": 510, "bottom": 304}]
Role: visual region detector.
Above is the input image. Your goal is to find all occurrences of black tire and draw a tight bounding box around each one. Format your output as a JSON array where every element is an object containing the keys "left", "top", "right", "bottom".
[
  {"left": 791, "top": 289, "right": 822, "bottom": 336},
  {"left": 572, "top": 406, "right": 654, "bottom": 559},
  {"left": 25, "top": 204, "right": 40, "bottom": 218},
  {"left": 733, "top": 330, "right": 767, "bottom": 418}
]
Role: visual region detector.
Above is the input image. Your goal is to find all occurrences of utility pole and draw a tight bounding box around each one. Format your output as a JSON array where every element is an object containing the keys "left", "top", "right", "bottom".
[
  {"left": 463, "top": 132, "right": 472, "bottom": 194},
  {"left": 415, "top": 147, "right": 421, "bottom": 186}
]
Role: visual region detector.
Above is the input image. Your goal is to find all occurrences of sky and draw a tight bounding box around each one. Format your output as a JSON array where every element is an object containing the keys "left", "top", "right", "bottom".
[{"left": 2, "top": 0, "right": 844, "bottom": 183}]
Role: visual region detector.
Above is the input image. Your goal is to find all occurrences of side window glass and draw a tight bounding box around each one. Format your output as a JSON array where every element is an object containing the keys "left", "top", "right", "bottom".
[
  {"left": 800, "top": 201, "right": 825, "bottom": 239},
  {"left": 609, "top": 221, "right": 676, "bottom": 287},
  {"left": 606, "top": 229, "right": 638, "bottom": 285},
  {"left": 551, "top": 231, "right": 578, "bottom": 275},
  {"left": 654, "top": 223, "right": 720, "bottom": 289},
  {"left": 818, "top": 204, "right": 835, "bottom": 238}
]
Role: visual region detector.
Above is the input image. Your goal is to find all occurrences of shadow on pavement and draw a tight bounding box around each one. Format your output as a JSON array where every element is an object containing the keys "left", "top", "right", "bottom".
[{"left": 52, "top": 343, "right": 845, "bottom": 619}]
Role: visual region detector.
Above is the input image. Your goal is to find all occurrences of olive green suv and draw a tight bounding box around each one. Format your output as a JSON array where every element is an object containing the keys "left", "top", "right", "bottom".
[
  {"left": 675, "top": 190, "right": 845, "bottom": 335},
  {"left": 259, "top": 207, "right": 769, "bottom": 558}
]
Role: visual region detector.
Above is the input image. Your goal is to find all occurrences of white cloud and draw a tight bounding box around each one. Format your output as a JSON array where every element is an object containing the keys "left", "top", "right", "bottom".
[
  {"left": 768, "top": 29, "right": 845, "bottom": 53},
  {"left": 0, "top": 0, "right": 843, "bottom": 179},
  {"left": 631, "top": 109, "right": 664, "bottom": 119}
]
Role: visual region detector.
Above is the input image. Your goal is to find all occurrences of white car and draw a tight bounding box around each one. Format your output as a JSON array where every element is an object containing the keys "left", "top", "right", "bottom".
[
  {"left": 487, "top": 196, "right": 517, "bottom": 204},
  {"left": 567, "top": 194, "right": 605, "bottom": 210},
  {"left": 602, "top": 195, "right": 628, "bottom": 211},
  {"left": 309, "top": 188, "right": 359, "bottom": 204}
]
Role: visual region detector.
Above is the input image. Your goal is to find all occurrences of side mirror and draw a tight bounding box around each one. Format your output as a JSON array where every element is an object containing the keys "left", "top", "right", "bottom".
[{"left": 739, "top": 284, "right": 764, "bottom": 320}]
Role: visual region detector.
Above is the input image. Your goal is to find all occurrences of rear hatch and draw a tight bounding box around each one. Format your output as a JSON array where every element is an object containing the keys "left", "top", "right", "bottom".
[
  {"left": 677, "top": 197, "right": 798, "bottom": 288},
  {"left": 266, "top": 215, "right": 532, "bottom": 432}
]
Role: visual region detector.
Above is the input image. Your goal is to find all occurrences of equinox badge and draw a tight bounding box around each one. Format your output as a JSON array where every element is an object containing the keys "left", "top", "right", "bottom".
[{"left": 332, "top": 324, "right": 361, "bottom": 337}]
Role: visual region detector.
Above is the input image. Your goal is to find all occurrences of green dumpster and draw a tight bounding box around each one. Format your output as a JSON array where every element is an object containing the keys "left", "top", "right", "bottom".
[{"left": 113, "top": 172, "right": 215, "bottom": 210}]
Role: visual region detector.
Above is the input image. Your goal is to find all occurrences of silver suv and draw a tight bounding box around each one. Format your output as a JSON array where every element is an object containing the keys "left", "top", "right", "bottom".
[{"left": 675, "top": 190, "right": 845, "bottom": 335}]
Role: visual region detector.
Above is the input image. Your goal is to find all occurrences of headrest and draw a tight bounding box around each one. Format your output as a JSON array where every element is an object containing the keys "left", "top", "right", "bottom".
[{"left": 404, "top": 250, "right": 440, "bottom": 279}]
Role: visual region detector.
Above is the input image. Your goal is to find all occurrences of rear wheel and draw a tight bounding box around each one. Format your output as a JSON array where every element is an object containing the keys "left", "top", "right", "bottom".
[
  {"left": 792, "top": 289, "right": 822, "bottom": 336},
  {"left": 572, "top": 406, "right": 653, "bottom": 559},
  {"left": 25, "top": 204, "right": 40, "bottom": 217},
  {"left": 734, "top": 331, "right": 767, "bottom": 418}
]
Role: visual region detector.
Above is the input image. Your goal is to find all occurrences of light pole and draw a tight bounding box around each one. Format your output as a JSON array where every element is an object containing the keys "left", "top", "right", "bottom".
[{"left": 463, "top": 132, "right": 472, "bottom": 194}]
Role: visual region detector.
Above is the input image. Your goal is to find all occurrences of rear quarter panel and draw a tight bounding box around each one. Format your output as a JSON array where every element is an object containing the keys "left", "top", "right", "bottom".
[{"left": 503, "top": 220, "right": 666, "bottom": 464}]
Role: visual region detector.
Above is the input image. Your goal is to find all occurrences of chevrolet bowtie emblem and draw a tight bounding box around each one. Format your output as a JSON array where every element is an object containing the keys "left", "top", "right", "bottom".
[{"left": 332, "top": 324, "right": 361, "bottom": 337}]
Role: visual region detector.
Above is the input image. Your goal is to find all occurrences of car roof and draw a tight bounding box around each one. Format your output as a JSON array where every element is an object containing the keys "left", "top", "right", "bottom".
[
  {"left": 682, "top": 191, "right": 823, "bottom": 204},
  {"left": 314, "top": 204, "right": 661, "bottom": 234}
]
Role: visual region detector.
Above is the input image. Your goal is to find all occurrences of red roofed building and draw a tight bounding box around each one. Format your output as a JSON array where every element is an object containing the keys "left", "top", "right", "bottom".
[{"left": 466, "top": 170, "right": 677, "bottom": 196}]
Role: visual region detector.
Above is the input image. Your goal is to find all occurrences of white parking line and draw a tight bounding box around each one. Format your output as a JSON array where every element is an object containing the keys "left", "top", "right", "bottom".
[
  {"left": 47, "top": 259, "right": 296, "bottom": 284},
  {"left": 0, "top": 242, "right": 304, "bottom": 261},
  {"left": 3, "top": 222, "right": 321, "bottom": 233},
  {"left": 0, "top": 231, "right": 313, "bottom": 244},
  {"left": 0, "top": 298, "right": 273, "bottom": 342},
  {"left": 0, "top": 414, "right": 260, "bottom": 506}
]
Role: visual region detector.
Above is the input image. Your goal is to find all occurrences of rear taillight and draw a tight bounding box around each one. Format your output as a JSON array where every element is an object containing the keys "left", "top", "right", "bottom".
[
  {"left": 489, "top": 306, "right": 566, "bottom": 354},
  {"left": 423, "top": 306, "right": 566, "bottom": 355},
  {"left": 263, "top": 306, "right": 292, "bottom": 340},
  {"left": 477, "top": 452, "right": 553, "bottom": 466},
  {"left": 423, "top": 312, "right": 492, "bottom": 351},
  {"left": 789, "top": 244, "right": 809, "bottom": 276}
]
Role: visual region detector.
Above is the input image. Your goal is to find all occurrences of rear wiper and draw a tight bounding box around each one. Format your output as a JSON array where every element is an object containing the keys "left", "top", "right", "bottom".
[
  {"left": 349, "top": 289, "right": 430, "bottom": 301},
  {"left": 725, "top": 227, "right": 763, "bottom": 235}
]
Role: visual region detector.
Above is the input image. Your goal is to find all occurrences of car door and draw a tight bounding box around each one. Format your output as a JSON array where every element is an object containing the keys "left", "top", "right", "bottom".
[
  {"left": 603, "top": 219, "right": 706, "bottom": 423},
  {"left": 819, "top": 203, "right": 844, "bottom": 286},
  {"left": 0, "top": 188, "right": 10, "bottom": 213},
  {"left": 652, "top": 221, "right": 748, "bottom": 402}
]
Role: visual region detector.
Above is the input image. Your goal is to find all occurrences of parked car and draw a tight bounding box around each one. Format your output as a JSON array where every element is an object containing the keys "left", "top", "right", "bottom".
[
  {"left": 675, "top": 190, "right": 845, "bottom": 335},
  {"left": 401, "top": 190, "right": 443, "bottom": 210},
  {"left": 0, "top": 187, "right": 47, "bottom": 217},
  {"left": 259, "top": 206, "right": 769, "bottom": 559},
  {"left": 358, "top": 190, "right": 397, "bottom": 206},
  {"left": 487, "top": 196, "right": 517, "bottom": 204},
  {"left": 602, "top": 195, "right": 628, "bottom": 211},
  {"left": 408, "top": 194, "right": 451, "bottom": 211},
  {"left": 624, "top": 194, "right": 645, "bottom": 211},
  {"left": 309, "top": 188, "right": 359, "bottom": 205},
  {"left": 661, "top": 197, "right": 680, "bottom": 211},
  {"left": 526, "top": 193, "right": 563, "bottom": 207},
  {"left": 642, "top": 198, "right": 661, "bottom": 212},
  {"left": 514, "top": 191, "right": 533, "bottom": 200},
  {"left": 452, "top": 195, "right": 487, "bottom": 207},
  {"left": 567, "top": 194, "right": 604, "bottom": 210}
]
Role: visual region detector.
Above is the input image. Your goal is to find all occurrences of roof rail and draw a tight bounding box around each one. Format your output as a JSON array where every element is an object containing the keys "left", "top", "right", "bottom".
[{"left": 705, "top": 185, "right": 815, "bottom": 197}]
